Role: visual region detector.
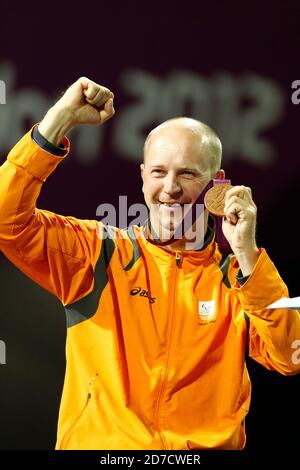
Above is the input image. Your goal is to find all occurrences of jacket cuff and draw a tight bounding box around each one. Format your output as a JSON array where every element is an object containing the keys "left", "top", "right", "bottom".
[
  {"left": 32, "top": 125, "right": 67, "bottom": 156},
  {"left": 7, "top": 125, "right": 70, "bottom": 182},
  {"left": 234, "top": 248, "right": 287, "bottom": 312}
]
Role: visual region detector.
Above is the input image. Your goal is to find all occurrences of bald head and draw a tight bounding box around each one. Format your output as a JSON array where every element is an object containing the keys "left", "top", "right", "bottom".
[{"left": 143, "top": 117, "right": 222, "bottom": 177}]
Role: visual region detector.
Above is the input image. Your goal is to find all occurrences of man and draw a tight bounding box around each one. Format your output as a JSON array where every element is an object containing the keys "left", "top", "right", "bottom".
[{"left": 0, "top": 77, "right": 299, "bottom": 450}]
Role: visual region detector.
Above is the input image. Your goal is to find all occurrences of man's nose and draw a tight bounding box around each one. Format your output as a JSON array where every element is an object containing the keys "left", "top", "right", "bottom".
[{"left": 163, "top": 173, "right": 181, "bottom": 195}]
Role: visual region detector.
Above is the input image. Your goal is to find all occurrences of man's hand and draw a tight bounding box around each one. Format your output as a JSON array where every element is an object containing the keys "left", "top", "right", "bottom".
[
  {"left": 57, "top": 77, "right": 115, "bottom": 126},
  {"left": 222, "top": 185, "right": 260, "bottom": 276},
  {"left": 38, "top": 77, "right": 115, "bottom": 146}
]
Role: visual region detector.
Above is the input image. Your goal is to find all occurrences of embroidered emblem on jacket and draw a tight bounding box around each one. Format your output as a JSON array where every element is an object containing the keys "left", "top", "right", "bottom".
[{"left": 198, "top": 300, "right": 216, "bottom": 324}]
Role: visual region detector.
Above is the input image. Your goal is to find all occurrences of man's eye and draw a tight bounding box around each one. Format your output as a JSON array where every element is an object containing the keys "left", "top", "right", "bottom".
[
  {"left": 152, "top": 169, "right": 164, "bottom": 175},
  {"left": 182, "top": 171, "right": 194, "bottom": 176}
]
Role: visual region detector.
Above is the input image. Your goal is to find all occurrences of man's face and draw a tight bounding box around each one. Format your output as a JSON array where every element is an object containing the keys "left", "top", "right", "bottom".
[{"left": 140, "top": 126, "right": 222, "bottom": 240}]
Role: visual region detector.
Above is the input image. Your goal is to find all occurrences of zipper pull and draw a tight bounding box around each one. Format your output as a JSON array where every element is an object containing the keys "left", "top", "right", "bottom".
[{"left": 175, "top": 252, "right": 182, "bottom": 267}]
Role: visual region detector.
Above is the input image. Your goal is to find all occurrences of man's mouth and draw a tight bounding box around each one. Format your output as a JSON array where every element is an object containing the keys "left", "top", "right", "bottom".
[{"left": 158, "top": 201, "right": 187, "bottom": 207}]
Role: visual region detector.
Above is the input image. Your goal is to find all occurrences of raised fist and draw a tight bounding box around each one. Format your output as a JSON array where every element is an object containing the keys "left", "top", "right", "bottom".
[{"left": 55, "top": 76, "right": 115, "bottom": 126}]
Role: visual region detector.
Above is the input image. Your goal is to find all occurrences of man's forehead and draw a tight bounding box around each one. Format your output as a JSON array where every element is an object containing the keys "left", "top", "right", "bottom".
[{"left": 145, "top": 129, "right": 210, "bottom": 168}]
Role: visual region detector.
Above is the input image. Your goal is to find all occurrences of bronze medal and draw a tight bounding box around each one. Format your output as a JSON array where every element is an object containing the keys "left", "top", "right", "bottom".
[{"left": 204, "top": 179, "right": 232, "bottom": 216}]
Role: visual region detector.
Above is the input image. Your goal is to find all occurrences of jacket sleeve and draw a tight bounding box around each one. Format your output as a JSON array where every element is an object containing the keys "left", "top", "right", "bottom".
[
  {"left": 0, "top": 127, "right": 103, "bottom": 306},
  {"left": 233, "top": 249, "right": 300, "bottom": 376}
]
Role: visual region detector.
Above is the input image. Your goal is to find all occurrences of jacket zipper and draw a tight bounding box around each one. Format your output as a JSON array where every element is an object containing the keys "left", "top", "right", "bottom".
[
  {"left": 175, "top": 251, "right": 182, "bottom": 267},
  {"left": 154, "top": 251, "right": 182, "bottom": 449},
  {"left": 59, "top": 374, "right": 98, "bottom": 449}
]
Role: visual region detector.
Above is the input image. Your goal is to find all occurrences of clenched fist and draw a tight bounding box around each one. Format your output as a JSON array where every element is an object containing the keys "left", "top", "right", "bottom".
[
  {"left": 222, "top": 185, "right": 260, "bottom": 276},
  {"left": 57, "top": 77, "right": 115, "bottom": 126},
  {"left": 38, "top": 77, "right": 115, "bottom": 146}
]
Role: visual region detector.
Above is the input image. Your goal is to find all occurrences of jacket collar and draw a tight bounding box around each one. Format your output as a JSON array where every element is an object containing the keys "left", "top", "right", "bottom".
[{"left": 136, "top": 215, "right": 220, "bottom": 265}]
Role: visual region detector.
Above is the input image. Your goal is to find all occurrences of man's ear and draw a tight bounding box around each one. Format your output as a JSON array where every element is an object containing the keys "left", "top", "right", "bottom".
[{"left": 140, "top": 163, "right": 145, "bottom": 194}]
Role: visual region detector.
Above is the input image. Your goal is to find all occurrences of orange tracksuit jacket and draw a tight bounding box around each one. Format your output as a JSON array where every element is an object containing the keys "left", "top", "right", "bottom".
[{"left": 0, "top": 128, "right": 300, "bottom": 450}]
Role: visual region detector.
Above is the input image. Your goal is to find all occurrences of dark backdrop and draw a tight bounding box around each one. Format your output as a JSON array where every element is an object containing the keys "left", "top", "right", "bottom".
[{"left": 0, "top": 1, "right": 299, "bottom": 454}]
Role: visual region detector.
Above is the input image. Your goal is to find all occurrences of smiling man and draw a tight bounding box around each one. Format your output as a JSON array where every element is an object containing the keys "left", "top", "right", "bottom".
[
  {"left": 0, "top": 77, "right": 299, "bottom": 450},
  {"left": 141, "top": 118, "right": 224, "bottom": 249}
]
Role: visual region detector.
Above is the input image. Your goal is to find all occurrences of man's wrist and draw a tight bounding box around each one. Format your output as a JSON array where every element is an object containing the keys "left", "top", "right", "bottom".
[
  {"left": 235, "top": 247, "right": 260, "bottom": 277},
  {"left": 38, "top": 105, "right": 74, "bottom": 146}
]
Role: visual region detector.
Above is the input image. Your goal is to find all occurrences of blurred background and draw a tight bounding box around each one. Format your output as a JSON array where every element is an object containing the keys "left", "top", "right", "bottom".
[{"left": 0, "top": 1, "right": 299, "bottom": 453}]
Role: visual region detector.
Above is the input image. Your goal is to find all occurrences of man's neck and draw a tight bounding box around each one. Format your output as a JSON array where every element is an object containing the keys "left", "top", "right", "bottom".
[{"left": 149, "top": 211, "right": 212, "bottom": 252}]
